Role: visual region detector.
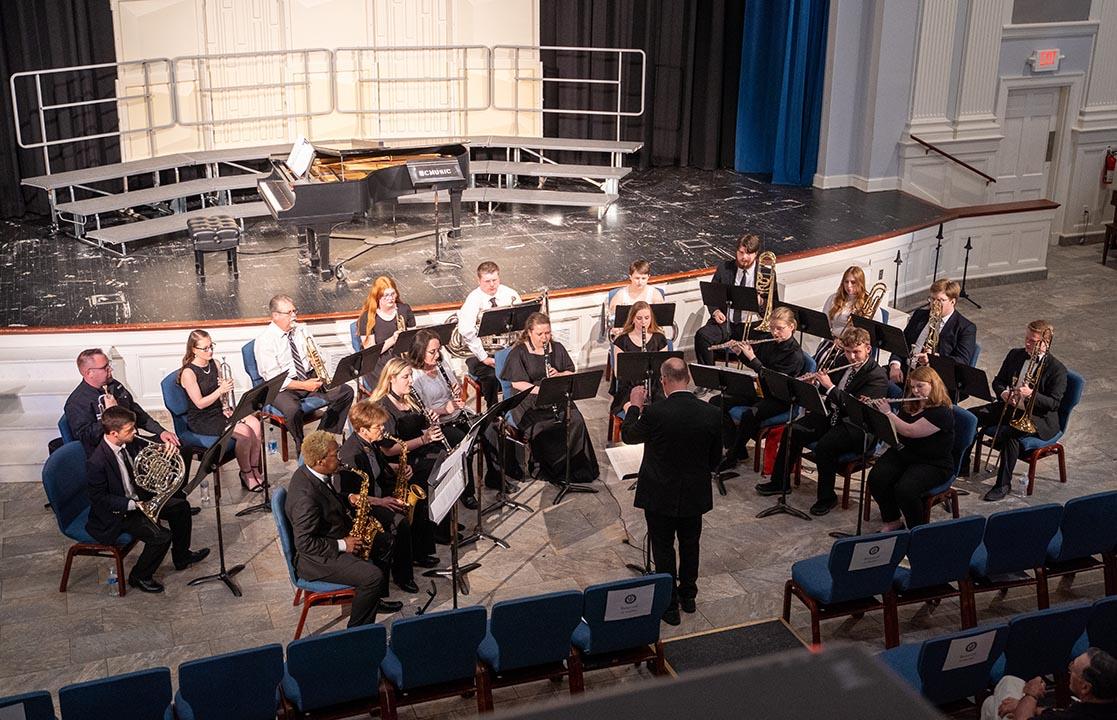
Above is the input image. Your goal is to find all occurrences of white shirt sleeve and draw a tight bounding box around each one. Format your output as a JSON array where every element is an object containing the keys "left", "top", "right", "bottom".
[
  {"left": 337, "top": 538, "right": 347, "bottom": 552},
  {"left": 457, "top": 291, "right": 487, "bottom": 362},
  {"left": 255, "top": 324, "right": 296, "bottom": 390}
]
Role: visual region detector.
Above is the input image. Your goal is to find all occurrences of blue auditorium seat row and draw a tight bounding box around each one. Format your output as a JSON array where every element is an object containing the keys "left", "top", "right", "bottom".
[
  {"left": 783, "top": 490, "right": 1117, "bottom": 648},
  {"left": 0, "top": 574, "right": 674, "bottom": 720}
]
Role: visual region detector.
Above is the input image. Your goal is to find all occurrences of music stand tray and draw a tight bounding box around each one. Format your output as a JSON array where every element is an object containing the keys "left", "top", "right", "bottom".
[
  {"left": 612, "top": 302, "right": 677, "bottom": 329},
  {"left": 326, "top": 344, "right": 381, "bottom": 390},
  {"left": 477, "top": 300, "right": 542, "bottom": 338},
  {"left": 537, "top": 370, "right": 604, "bottom": 504},
  {"left": 394, "top": 322, "right": 456, "bottom": 356}
]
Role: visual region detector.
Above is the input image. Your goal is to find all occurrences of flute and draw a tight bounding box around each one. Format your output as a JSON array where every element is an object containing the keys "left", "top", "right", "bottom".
[
  {"left": 708, "top": 337, "right": 780, "bottom": 352},
  {"left": 799, "top": 361, "right": 860, "bottom": 380}
]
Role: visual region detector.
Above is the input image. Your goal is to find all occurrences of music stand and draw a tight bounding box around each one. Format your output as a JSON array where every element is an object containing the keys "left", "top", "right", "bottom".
[
  {"left": 612, "top": 302, "right": 677, "bottom": 329},
  {"left": 784, "top": 303, "right": 833, "bottom": 342},
  {"left": 325, "top": 343, "right": 381, "bottom": 391},
  {"left": 835, "top": 397, "right": 902, "bottom": 537},
  {"left": 184, "top": 420, "right": 249, "bottom": 596},
  {"left": 394, "top": 322, "right": 456, "bottom": 358},
  {"left": 616, "top": 350, "right": 684, "bottom": 409},
  {"left": 226, "top": 374, "right": 286, "bottom": 518},
  {"left": 477, "top": 300, "right": 542, "bottom": 339},
  {"left": 423, "top": 438, "right": 481, "bottom": 605},
  {"left": 466, "top": 389, "right": 534, "bottom": 547},
  {"left": 699, "top": 282, "right": 759, "bottom": 338},
  {"left": 755, "top": 370, "right": 816, "bottom": 522},
  {"left": 851, "top": 316, "right": 909, "bottom": 360},
  {"left": 536, "top": 370, "right": 604, "bottom": 504},
  {"left": 928, "top": 355, "right": 992, "bottom": 402},
  {"left": 689, "top": 363, "right": 760, "bottom": 495}
]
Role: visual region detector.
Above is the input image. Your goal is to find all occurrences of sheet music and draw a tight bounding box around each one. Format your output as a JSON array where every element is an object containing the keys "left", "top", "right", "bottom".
[
  {"left": 427, "top": 441, "right": 470, "bottom": 524},
  {"left": 605, "top": 443, "right": 644, "bottom": 480},
  {"left": 286, "top": 136, "right": 315, "bottom": 179}
]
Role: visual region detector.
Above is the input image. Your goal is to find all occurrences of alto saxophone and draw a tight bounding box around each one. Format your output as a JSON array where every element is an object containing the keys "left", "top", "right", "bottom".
[
  {"left": 339, "top": 463, "right": 383, "bottom": 561},
  {"left": 385, "top": 433, "right": 426, "bottom": 524}
]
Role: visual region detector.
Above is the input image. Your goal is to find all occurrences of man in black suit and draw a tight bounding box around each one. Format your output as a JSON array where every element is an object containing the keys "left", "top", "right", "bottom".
[
  {"left": 86, "top": 407, "right": 208, "bottom": 593},
  {"left": 694, "top": 233, "right": 770, "bottom": 366},
  {"left": 621, "top": 358, "right": 723, "bottom": 626},
  {"left": 887, "top": 278, "right": 977, "bottom": 385},
  {"left": 965, "top": 320, "right": 1067, "bottom": 502},
  {"left": 285, "top": 431, "right": 403, "bottom": 627},
  {"left": 755, "top": 327, "right": 889, "bottom": 514}
]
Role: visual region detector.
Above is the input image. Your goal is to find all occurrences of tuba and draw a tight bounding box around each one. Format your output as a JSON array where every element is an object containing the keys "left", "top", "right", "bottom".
[
  {"left": 385, "top": 433, "right": 426, "bottom": 524},
  {"left": 131, "top": 437, "right": 187, "bottom": 527},
  {"left": 751, "top": 251, "right": 778, "bottom": 334},
  {"left": 339, "top": 463, "right": 384, "bottom": 561}
]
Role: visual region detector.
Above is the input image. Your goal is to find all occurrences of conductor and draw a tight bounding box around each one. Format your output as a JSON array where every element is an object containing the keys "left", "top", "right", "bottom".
[{"left": 621, "top": 358, "right": 723, "bottom": 626}]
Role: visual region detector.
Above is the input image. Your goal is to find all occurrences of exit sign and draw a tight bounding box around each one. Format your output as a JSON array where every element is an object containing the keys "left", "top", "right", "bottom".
[{"left": 1028, "top": 48, "right": 1062, "bottom": 72}]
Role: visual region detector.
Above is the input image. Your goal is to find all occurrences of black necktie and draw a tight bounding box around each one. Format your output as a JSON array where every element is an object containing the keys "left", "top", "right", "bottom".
[
  {"left": 489, "top": 297, "right": 498, "bottom": 308},
  {"left": 288, "top": 332, "right": 308, "bottom": 380}
]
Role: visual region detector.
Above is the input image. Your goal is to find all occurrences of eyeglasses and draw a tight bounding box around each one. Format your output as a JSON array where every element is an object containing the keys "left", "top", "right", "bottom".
[
  {"left": 274, "top": 308, "right": 297, "bottom": 316},
  {"left": 195, "top": 344, "right": 215, "bottom": 352},
  {"left": 89, "top": 363, "right": 112, "bottom": 372}
]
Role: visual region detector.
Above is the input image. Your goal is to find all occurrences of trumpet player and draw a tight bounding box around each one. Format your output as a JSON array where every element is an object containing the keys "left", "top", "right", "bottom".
[
  {"left": 694, "top": 234, "right": 764, "bottom": 366},
  {"left": 255, "top": 294, "right": 354, "bottom": 455},
  {"left": 609, "top": 302, "right": 669, "bottom": 416},
  {"left": 86, "top": 406, "right": 208, "bottom": 594},
  {"left": 756, "top": 327, "right": 889, "bottom": 515},
  {"left": 964, "top": 320, "right": 1066, "bottom": 502},
  {"left": 887, "top": 279, "right": 977, "bottom": 384},
  {"left": 455, "top": 261, "right": 521, "bottom": 407},
  {"left": 65, "top": 348, "right": 180, "bottom": 456},
  {"left": 178, "top": 330, "right": 264, "bottom": 491},
  {"left": 356, "top": 275, "right": 416, "bottom": 377},
  {"left": 286, "top": 431, "right": 403, "bottom": 627}
]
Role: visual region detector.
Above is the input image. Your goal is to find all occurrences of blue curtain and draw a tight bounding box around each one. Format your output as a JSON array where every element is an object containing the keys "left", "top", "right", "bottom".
[{"left": 735, "top": 0, "right": 829, "bottom": 185}]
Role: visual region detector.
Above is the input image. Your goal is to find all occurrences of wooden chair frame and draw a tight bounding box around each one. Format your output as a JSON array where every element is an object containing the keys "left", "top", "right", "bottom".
[{"left": 60, "top": 539, "right": 137, "bottom": 597}]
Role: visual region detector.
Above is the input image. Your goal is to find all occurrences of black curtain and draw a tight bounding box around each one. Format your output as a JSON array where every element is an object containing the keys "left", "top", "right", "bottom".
[
  {"left": 539, "top": 0, "right": 745, "bottom": 170},
  {"left": 0, "top": 0, "right": 119, "bottom": 219}
]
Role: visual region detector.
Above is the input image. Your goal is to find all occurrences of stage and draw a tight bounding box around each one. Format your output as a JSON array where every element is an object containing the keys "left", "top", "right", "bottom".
[{"left": 0, "top": 168, "right": 946, "bottom": 330}]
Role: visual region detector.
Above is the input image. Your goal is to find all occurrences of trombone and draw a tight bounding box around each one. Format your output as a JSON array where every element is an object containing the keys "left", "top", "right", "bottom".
[
  {"left": 984, "top": 330, "right": 1053, "bottom": 471},
  {"left": 744, "top": 251, "right": 778, "bottom": 341},
  {"left": 817, "top": 282, "right": 887, "bottom": 372}
]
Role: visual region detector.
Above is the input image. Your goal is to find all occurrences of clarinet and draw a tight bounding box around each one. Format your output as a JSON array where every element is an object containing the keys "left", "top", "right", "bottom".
[
  {"left": 640, "top": 328, "right": 652, "bottom": 398},
  {"left": 543, "top": 341, "right": 553, "bottom": 377},
  {"left": 407, "top": 389, "right": 452, "bottom": 452}
]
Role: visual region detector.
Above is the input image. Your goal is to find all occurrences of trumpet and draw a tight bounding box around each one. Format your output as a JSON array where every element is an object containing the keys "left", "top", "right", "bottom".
[
  {"left": 219, "top": 356, "right": 235, "bottom": 413},
  {"left": 707, "top": 336, "right": 780, "bottom": 352},
  {"left": 299, "top": 325, "right": 329, "bottom": 381},
  {"left": 96, "top": 384, "right": 113, "bottom": 420}
]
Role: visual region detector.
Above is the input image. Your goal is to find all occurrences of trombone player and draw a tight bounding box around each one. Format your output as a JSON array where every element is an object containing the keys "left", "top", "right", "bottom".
[
  {"left": 694, "top": 233, "right": 768, "bottom": 366},
  {"left": 964, "top": 320, "right": 1066, "bottom": 502}
]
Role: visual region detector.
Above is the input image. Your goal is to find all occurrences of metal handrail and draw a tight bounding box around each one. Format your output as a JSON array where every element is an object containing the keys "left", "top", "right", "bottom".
[
  {"left": 910, "top": 134, "right": 997, "bottom": 185},
  {"left": 333, "top": 45, "right": 491, "bottom": 115}
]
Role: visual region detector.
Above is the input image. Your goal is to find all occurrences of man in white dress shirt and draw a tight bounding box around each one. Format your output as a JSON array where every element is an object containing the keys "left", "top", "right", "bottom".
[{"left": 455, "top": 261, "right": 521, "bottom": 408}]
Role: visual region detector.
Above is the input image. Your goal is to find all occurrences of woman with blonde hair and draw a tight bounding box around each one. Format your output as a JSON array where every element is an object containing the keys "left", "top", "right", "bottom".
[
  {"left": 867, "top": 365, "right": 955, "bottom": 530},
  {"left": 177, "top": 329, "right": 264, "bottom": 490},
  {"left": 821, "top": 266, "right": 884, "bottom": 338}
]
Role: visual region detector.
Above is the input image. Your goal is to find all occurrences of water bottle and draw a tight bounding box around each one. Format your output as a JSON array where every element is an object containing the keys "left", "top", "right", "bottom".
[
  {"left": 107, "top": 566, "right": 119, "bottom": 596},
  {"left": 200, "top": 478, "right": 211, "bottom": 507},
  {"left": 266, "top": 426, "right": 279, "bottom": 455},
  {"left": 1015, "top": 475, "right": 1029, "bottom": 495}
]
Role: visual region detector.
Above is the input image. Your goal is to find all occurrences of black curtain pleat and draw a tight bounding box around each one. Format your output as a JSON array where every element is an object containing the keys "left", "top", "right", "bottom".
[
  {"left": 0, "top": 0, "right": 119, "bottom": 219},
  {"left": 539, "top": 0, "right": 745, "bottom": 170}
]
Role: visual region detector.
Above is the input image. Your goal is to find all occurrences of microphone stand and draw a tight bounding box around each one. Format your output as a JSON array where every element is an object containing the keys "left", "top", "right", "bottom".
[
  {"left": 932, "top": 223, "right": 943, "bottom": 281},
  {"left": 892, "top": 251, "right": 903, "bottom": 308},
  {"left": 958, "top": 236, "right": 982, "bottom": 309}
]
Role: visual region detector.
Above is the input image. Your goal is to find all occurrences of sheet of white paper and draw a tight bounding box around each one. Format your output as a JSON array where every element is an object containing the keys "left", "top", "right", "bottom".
[
  {"left": 604, "top": 442, "right": 644, "bottom": 480},
  {"left": 0, "top": 703, "right": 28, "bottom": 720},
  {"left": 603, "top": 583, "right": 655, "bottom": 622},
  {"left": 847, "top": 536, "right": 897, "bottom": 571},
  {"left": 941, "top": 630, "right": 999, "bottom": 671},
  {"left": 427, "top": 440, "right": 470, "bottom": 524},
  {"left": 285, "top": 136, "right": 315, "bottom": 179}
]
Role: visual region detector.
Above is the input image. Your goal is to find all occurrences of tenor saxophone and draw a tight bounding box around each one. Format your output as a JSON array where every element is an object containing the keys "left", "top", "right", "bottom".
[
  {"left": 385, "top": 433, "right": 426, "bottom": 524},
  {"left": 339, "top": 463, "right": 383, "bottom": 561}
]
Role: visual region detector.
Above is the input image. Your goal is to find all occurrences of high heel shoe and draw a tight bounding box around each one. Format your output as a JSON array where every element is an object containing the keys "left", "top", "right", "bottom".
[{"left": 239, "top": 470, "right": 264, "bottom": 493}]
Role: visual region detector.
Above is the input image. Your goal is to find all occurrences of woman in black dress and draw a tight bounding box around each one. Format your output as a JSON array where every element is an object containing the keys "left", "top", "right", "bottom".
[
  {"left": 356, "top": 275, "right": 416, "bottom": 376},
  {"left": 178, "top": 329, "right": 264, "bottom": 490},
  {"left": 867, "top": 365, "right": 956, "bottom": 530},
  {"left": 500, "top": 312, "right": 600, "bottom": 484},
  {"left": 371, "top": 357, "right": 450, "bottom": 555},
  {"left": 610, "top": 301, "right": 668, "bottom": 415}
]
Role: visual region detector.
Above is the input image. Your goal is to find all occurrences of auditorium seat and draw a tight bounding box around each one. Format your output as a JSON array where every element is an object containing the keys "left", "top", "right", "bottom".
[
  {"left": 168, "top": 644, "right": 284, "bottom": 720},
  {"left": 60, "top": 667, "right": 172, "bottom": 720},
  {"left": 1073, "top": 596, "right": 1117, "bottom": 657},
  {"left": 990, "top": 603, "right": 1093, "bottom": 707},
  {"left": 571, "top": 574, "right": 673, "bottom": 678},
  {"left": 969, "top": 504, "right": 1063, "bottom": 618},
  {"left": 878, "top": 624, "right": 1008, "bottom": 711},
  {"left": 0, "top": 691, "right": 56, "bottom": 720},
  {"left": 1043, "top": 489, "right": 1117, "bottom": 597},
  {"left": 280, "top": 624, "right": 388, "bottom": 718}
]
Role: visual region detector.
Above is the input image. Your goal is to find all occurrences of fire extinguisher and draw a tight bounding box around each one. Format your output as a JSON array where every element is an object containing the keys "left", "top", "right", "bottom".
[{"left": 1104, "top": 147, "right": 1116, "bottom": 185}]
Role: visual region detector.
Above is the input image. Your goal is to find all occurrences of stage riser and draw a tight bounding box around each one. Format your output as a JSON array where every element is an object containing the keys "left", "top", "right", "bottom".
[{"left": 0, "top": 205, "right": 1054, "bottom": 469}]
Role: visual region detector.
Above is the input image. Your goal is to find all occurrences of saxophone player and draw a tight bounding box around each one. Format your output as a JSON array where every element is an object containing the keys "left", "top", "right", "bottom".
[
  {"left": 286, "top": 431, "right": 404, "bottom": 627},
  {"left": 254, "top": 295, "right": 354, "bottom": 456},
  {"left": 455, "top": 261, "right": 521, "bottom": 408},
  {"left": 887, "top": 279, "right": 977, "bottom": 385}
]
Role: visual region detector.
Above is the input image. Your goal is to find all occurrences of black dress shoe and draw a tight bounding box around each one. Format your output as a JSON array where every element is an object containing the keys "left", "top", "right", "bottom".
[
  {"left": 755, "top": 482, "right": 789, "bottom": 496},
  {"left": 376, "top": 599, "right": 404, "bottom": 615},
  {"left": 983, "top": 485, "right": 1010, "bottom": 502},
  {"left": 414, "top": 555, "right": 441, "bottom": 568},
  {"left": 661, "top": 607, "right": 681, "bottom": 626},
  {"left": 680, "top": 598, "right": 696, "bottom": 614},
  {"left": 395, "top": 578, "right": 419, "bottom": 593},
  {"left": 461, "top": 495, "right": 479, "bottom": 511},
  {"left": 810, "top": 497, "right": 839, "bottom": 516},
  {"left": 189, "top": 506, "right": 202, "bottom": 516},
  {"left": 128, "top": 576, "right": 165, "bottom": 593},
  {"left": 174, "top": 548, "right": 210, "bottom": 571}
]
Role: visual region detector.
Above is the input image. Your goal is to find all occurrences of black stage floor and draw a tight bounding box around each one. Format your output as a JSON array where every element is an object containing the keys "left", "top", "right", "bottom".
[{"left": 0, "top": 168, "right": 943, "bottom": 329}]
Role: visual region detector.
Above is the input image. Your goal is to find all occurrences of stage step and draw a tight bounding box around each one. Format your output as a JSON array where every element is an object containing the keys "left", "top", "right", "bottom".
[
  {"left": 399, "top": 188, "right": 619, "bottom": 208},
  {"left": 56, "top": 174, "right": 266, "bottom": 218},
  {"left": 470, "top": 160, "right": 630, "bottom": 180},
  {"left": 84, "top": 201, "right": 270, "bottom": 249}
]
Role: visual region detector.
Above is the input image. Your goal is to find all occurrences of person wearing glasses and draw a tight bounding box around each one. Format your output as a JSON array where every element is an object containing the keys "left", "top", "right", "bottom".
[
  {"left": 255, "top": 294, "right": 354, "bottom": 455},
  {"left": 980, "top": 648, "right": 1116, "bottom": 720},
  {"left": 65, "top": 347, "right": 181, "bottom": 456},
  {"left": 178, "top": 329, "right": 265, "bottom": 491}
]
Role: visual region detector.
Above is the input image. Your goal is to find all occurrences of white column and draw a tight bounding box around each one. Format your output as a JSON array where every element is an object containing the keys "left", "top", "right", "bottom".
[
  {"left": 907, "top": 0, "right": 958, "bottom": 138},
  {"left": 953, "top": 0, "right": 1006, "bottom": 137},
  {"left": 1079, "top": 0, "right": 1117, "bottom": 130}
]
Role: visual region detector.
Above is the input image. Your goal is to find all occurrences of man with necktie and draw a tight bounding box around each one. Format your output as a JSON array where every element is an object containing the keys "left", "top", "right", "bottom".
[{"left": 694, "top": 234, "right": 771, "bottom": 366}]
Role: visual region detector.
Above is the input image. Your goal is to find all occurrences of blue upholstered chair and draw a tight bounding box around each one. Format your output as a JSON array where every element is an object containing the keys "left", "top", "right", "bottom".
[
  {"left": 43, "top": 441, "right": 136, "bottom": 597},
  {"left": 783, "top": 530, "right": 910, "bottom": 647},
  {"left": 972, "top": 370, "right": 1084, "bottom": 495},
  {"left": 280, "top": 624, "right": 388, "bottom": 717},
  {"left": 878, "top": 624, "right": 1008, "bottom": 709},
  {"left": 379, "top": 606, "right": 489, "bottom": 719},
  {"left": 349, "top": 321, "right": 361, "bottom": 352},
  {"left": 167, "top": 644, "right": 284, "bottom": 720},
  {"left": 0, "top": 691, "right": 56, "bottom": 720},
  {"left": 571, "top": 574, "right": 673, "bottom": 676},
  {"left": 991, "top": 603, "right": 1093, "bottom": 705},
  {"left": 1073, "top": 596, "right": 1117, "bottom": 657},
  {"left": 1044, "top": 490, "right": 1117, "bottom": 597},
  {"left": 477, "top": 590, "right": 585, "bottom": 702},
  {"left": 727, "top": 351, "right": 816, "bottom": 476},
  {"left": 60, "top": 667, "right": 171, "bottom": 720},
  {"left": 241, "top": 339, "right": 326, "bottom": 461},
  {"left": 969, "top": 504, "right": 1063, "bottom": 617},
  {"left": 59, "top": 415, "right": 75, "bottom": 443},
  {"left": 920, "top": 405, "right": 977, "bottom": 524},
  {"left": 271, "top": 487, "right": 354, "bottom": 639},
  {"left": 160, "top": 371, "right": 237, "bottom": 487}
]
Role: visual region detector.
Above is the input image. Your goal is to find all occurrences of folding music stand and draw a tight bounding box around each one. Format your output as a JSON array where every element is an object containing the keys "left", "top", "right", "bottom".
[
  {"left": 616, "top": 350, "right": 684, "bottom": 405},
  {"left": 689, "top": 363, "right": 760, "bottom": 495},
  {"left": 755, "top": 370, "right": 817, "bottom": 522},
  {"left": 699, "top": 283, "right": 760, "bottom": 336},
  {"left": 226, "top": 374, "right": 286, "bottom": 519},
  {"left": 463, "top": 388, "right": 533, "bottom": 548},
  {"left": 783, "top": 303, "right": 834, "bottom": 344},
  {"left": 423, "top": 437, "right": 481, "bottom": 606},
  {"left": 325, "top": 343, "right": 381, "bottom": 391},
  {"left": 851, "top": 316, "right": 909, "bottom": 360},
  {"left": 393, "top": 322, "right": 456, "bottom": 357},
  {"left": 832, "top": 397, "right": 901, "bottom": 538},
  {"left": 477, "top": 299, "right": 543, "bottom": 339},
  {"left": 536, "top": 370, "right": 604, "bottom": 505},
  {"left": 928, "top": 355, "right": 993, "bottom": 402},
  {"left": 612, "top": 302, "right": 677, "bottom": 330}
]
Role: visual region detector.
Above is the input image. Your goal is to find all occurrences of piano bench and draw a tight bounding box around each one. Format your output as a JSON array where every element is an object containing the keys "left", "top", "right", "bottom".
[{"left": 187, "top": 215, "right": 241, "bottom": 279}]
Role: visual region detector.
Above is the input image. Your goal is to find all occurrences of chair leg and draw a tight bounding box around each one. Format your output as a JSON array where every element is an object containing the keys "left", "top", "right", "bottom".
[
  {"left": 1056, "top": 445, "right": 1067, "bottom": 484},
  {"left": 293, "top": 599, "right": 312, "bottom": 640},
  {"left": 882, "top": 592, "right": 900, "bottom": 649},
  {"left": 959, "top": 578, "right": 976, "bottom": 628},
  {"left": 280, "top": 425, "right": 290, "bottom": 463},
  {"left": 652, "top": 640, "right": 667, "bottom": 676},
  {"left": 293, "top": 589, "right": 303, "bottom": 607},
  {"left": 950, "top": 491, "right": 960, "bottom": 519},
  {"left": 1035, "top": 567, "right": 1050, "bottom": 610},
  {"left": 113, "top": 548, "right": 127, "bottom": 597},
  {"left": 782, "top": 580, "right": 794, "bottom": 621},
  {"left": 1027, "top": 456, "right": 1038, "bottom": 496},
  {"left": 567, "top": 649, "right": 585, "bottom": 694},
  {"left": 841, "top": 470, "right": 851, "bottom": 510},
  {"left": 475, "top": 662, "right": 494, "bottom": 713},
  {"left": 60, "top": 546, "right": 78, "bottom": 592},
  {"left": 1103, "top": 552, "right": 1117, "bottom": 596},
  {"left": 378, "top": 678, "right": 398, "bottom": 720}
]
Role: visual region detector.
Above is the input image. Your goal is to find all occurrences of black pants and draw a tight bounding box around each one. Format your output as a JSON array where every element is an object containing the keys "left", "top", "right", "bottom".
[
  {"left": 694, "top": 320, "right": 746, "bottom": 366},
  {"left": 369, "top": 506, "right": 413, "bottom": 586},
  {"left": 272, "top": 383, "right": 354, "bottom": 454},
  {"left": 770, "top": 415, "right": 867, "bottom": 501},
  {"left": 119, "top": 497, "right": 192, "bottom": 581},
  {"left": 299, "top": 554, "right": 386, "bottom": 628},
  {"left": 867, "top": 450, "right": 951, "bottom": 529},
  {"left": 726, "top": 397, "right": 792, "bottom": 462},
  {"left": 466, "top": 357, "right": 499, "bottom": 407},
  {"left": 644, "top": 510, "right": 702, "bottom": 610},
  {"left": 964, "top": 402, "right": 1044, "bottom": 489}
]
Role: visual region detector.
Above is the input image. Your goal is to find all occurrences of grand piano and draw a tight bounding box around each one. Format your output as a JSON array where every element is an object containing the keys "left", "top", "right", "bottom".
[{"left": 258, "top": 139, "right": 470, "bottom": 279}]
